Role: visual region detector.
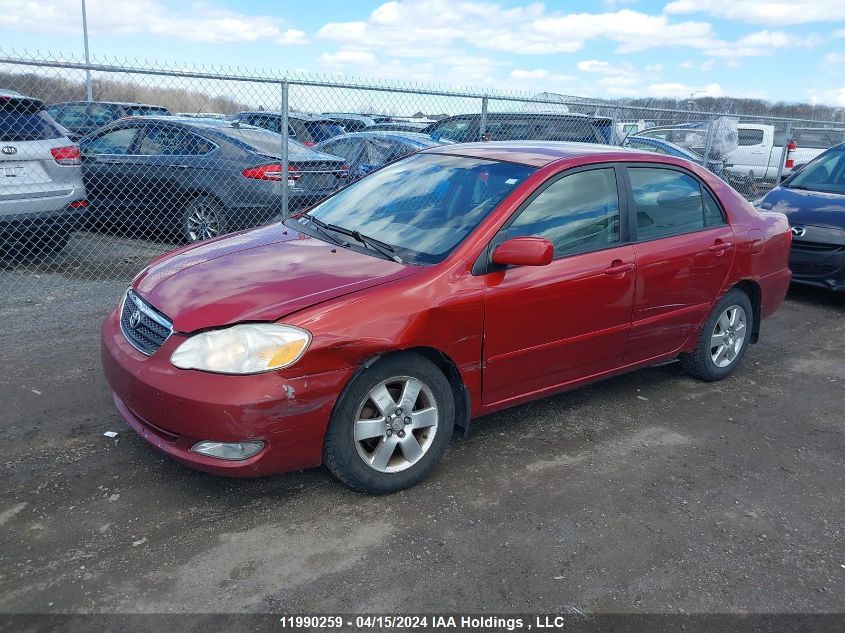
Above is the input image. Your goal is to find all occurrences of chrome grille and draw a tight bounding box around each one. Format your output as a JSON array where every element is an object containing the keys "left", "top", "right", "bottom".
[{"left": 119, "top": 289, "right": 173, "bottom": 356}]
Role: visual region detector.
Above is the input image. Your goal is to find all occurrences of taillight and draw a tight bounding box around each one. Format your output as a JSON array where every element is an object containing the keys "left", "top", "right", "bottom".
[
  {"left": 51, "top": 146, "right": 81, "bottom": 165},
  {"left": 303, "top": 141, "right": 316, "bottom": 147},
  {"left": 337, "top": 164, "right": 350, "bottom": 178},
  {"left": 241, "top": 164, "right": 300, "bottom": 181},
  {"left": 68, "top": 199, "right": 89, "bottom": 209}
]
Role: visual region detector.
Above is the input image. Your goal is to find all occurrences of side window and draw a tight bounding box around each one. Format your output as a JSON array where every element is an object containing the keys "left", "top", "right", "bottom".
[
  {"left": 508, "top": 168, "right": 620, "bottom": 257},
  {"left": 737, "top": 128, "right": 765, "bottom": 146},
  {"left": 138, "top": 126, "right": 212, "bottom": 155},
  {"left": 629, "top": 168, "right": 706, "bottom": 239},
  {"left": 81, "top": 127, "right": 139, "bottom": 155}
]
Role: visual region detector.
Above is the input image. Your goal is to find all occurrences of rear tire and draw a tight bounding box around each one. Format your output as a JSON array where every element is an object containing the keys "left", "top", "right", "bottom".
[
  {"left": 680, "top": 288, "right": 753, "bottom": 381},
  {"left": 323, "top": 353, "right": 455, "bottom": 494},
  {"left": 181, "top": 195, "right": 228, "bottom": 243}
]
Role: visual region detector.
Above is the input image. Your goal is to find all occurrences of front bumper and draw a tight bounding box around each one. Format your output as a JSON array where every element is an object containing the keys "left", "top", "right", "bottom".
[
  {"left": 101, "top": 306, "right": 353, "bottom": 476},
  {"left": 789, "top": 241, "right": 845, "bottom": 292}
]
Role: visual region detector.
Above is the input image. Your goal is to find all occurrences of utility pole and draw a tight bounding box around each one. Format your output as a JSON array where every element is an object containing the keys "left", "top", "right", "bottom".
[{"left": 82, "top": 0, "right": 93, "bottom": 101}]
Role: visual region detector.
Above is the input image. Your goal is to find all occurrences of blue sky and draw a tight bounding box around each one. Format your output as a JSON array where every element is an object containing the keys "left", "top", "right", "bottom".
[{"left": 2, "top": 0, "right": 845, "bottom": 106}]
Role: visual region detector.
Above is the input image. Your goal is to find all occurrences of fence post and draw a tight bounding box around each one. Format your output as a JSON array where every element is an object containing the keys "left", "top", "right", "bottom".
[
  {"left": 702, "top": 116, "right": 715, "bottom": 172},
  {"left": 610, "top": 108, "right": 620, "bottom": 145},
  {"left": 81, "top": 0, "right": 93, "bottom": 101},
  {"left": 280, "top": 80, "right": 289, "bottom": 218},
  {"left": 775, "top": 121, "right": 792, "bottom": 186},
  {"left": 479, "top": 96, "right": 488, "bottom": 141}
]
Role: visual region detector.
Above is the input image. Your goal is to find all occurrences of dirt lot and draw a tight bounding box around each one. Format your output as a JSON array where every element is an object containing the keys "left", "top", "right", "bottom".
[{"left": 0, "top": 233, "right": 843, "bottom": 618}]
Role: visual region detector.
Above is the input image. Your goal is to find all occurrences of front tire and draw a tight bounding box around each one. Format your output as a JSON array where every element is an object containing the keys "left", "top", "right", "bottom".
[
  {"left": 680, "top": 288, "right": 753, "bottom": 381},
  {"left": 323, "top": 353, "right": 455, "bottom": 494}
]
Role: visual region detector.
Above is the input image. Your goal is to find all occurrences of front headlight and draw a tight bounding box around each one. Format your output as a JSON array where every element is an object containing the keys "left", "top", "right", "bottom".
[{"left": 170, "top": 323, "right": 311, "bottom": 374}]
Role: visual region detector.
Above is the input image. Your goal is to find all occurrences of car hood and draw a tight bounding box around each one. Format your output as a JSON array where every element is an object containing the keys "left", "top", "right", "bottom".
[
  {"left": 133, "top": 223, "right": 420, "bottom": 333},
  {"left": 760, "top": 186, "right": 845, "bottom": 230}
]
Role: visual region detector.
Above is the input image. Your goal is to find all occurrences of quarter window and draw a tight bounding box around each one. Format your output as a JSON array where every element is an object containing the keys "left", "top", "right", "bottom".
[
  {"left": 507, "top": 168, "right": 620, "bottom": 257},
  {"left": 629, "top": 167, "right": 720, "bottom": 239}
]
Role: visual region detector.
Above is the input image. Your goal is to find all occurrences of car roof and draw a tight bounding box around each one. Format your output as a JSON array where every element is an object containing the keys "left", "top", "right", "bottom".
[
  {"left": 323, "top": 131, "right": 438, "bottom": 144},
  {"left": 50, "top": 100, "right": 168, "bottom": 108},
  {"left": 120, "top": 115, "right": 261, "bottom": 130},
  {"left": 437, "top": 111, "right": 611, "bottom": 122},
  {"left": 421, "top": 141, "right": 648, "bottom": 167},
  {"left": 627, "top": 136, "right": 697, "bottom": 155},
  {"left": 236, "top": 111, "right": 340, "bottom": 122}
]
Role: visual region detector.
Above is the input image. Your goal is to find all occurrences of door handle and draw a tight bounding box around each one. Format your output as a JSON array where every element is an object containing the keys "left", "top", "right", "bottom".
[
  {"left": 604, "top": 261, "right": 635, "bottom": 276},
  {"left": 709, "top": 242, "right": 733, "bottom": 254}
]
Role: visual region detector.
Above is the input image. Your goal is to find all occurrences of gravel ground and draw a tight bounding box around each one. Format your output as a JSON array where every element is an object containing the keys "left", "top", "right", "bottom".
[{"left": 0, "top": 233, "right": 843, "bottom": 619}]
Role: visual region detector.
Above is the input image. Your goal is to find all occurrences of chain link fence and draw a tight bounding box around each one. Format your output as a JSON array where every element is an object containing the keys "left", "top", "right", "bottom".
[{"left": 1, "top": 49, "right": 844, "bottom": 300}]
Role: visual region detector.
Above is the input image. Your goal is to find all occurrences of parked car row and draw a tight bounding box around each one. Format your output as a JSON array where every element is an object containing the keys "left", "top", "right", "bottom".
[{"left": 4, "top": 89, "right": 845, "bottom": 297}]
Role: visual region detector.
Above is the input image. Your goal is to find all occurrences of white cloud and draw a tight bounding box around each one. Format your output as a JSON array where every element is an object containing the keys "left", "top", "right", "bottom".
[
  {"left": 510, "top": 69, "right": 550, "bottom": 79},
  {"left": 705, "top": 30, "right": 819, "bottom": 57},
  {"left": 320, "top": 50, "right": 377, "bottom": 66},
  {"left": 824, "top": 52, "right": 845, "bottom": 66},
  {"left": 808, "top": 87, "right": 845, "bottom": 106},
  {"left": 648, "top": 82, "right": 724, "bottom": 98},
  {"left": 835, "top": 29, "right": 845, "bottom": 38},
  {"left": 664, "top": 0, "right": 845, "bottom": 26},
  {"left": 0, "top": 0, "right": 307, "bottom": 45},
  {"left": 318, "top": 2, "right": 721, "bottom": 58}
]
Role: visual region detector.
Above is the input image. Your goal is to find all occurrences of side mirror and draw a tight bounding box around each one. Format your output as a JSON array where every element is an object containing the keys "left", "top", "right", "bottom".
[{"left": 491, "top": 237, "right": 554, "bottom": 267}]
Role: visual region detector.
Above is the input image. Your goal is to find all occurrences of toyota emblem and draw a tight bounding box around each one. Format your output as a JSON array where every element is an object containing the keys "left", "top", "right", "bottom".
[
  {"left": 129, "top": 310, "right": 142, "bottom": 329},
  {"left": 1, "top": 146, "right": 17, "bottom": 155},
  {"left": 790, "top": 226, "right": 806, "bottom": 238}
]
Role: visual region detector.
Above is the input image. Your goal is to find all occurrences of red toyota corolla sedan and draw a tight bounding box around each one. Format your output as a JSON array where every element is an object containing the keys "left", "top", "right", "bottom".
[{"left": 102, "top": 142, "right": 792, "bottom": 493}]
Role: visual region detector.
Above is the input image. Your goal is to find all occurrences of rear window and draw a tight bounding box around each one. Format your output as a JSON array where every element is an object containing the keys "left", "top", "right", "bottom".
[
  {"left": 217, "top": 127, "right": 314, "bottom": 160},
  {"left": 485, "top": 117, "right": 601, "bottom": 143},
  {"left": 0, "top": 109, "right": 63, "bottom": 142},
  {"left": 303, "top": 121, "right": 345, "bottom": 143},
  {"left": 123, "top": 105, "right": 170, "bottom": 117},
  {"left": 793, "top": 129, "right": 845, "bottom": 150}
]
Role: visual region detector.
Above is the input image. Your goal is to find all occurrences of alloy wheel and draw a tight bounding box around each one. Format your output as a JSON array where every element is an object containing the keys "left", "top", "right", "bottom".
[
  {"left": 710, "top": 304, "right": 747, "bottom": 368},
  {"left": 186, "top": 200, "right": 222, "bottom": 242},
  {"left": 353, "top": 376, "right": 439, "bottom": 473}
]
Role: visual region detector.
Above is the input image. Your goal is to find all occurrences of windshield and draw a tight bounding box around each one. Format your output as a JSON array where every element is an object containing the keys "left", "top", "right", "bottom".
[
  {"left": 785, "top": 146, "right": 845, "bottom": 194},
  {"left": 299, "top": 152, "right": 535, "bottom": 264}
]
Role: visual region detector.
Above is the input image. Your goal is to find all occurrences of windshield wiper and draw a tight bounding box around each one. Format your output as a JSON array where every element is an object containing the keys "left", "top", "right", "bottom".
[
  {"left": 320, "top": 221, "right": 404, "bottom": 263},
  {"left": 300, "top": 215, "right": 346, "bottom": 247}
]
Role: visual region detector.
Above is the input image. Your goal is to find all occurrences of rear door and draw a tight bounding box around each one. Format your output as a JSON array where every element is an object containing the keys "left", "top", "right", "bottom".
[
  {"left": 622, "top": 164, "right": 734, "bottom": 364},
  {"left": 133, "top": 123, "right": 217, "bottom": 233},
  {"left": 728, "top": 126, "right": 768, "bottom": 177},
  {"left": 79, "top": 125, "right": 144, "bottom": 218}
]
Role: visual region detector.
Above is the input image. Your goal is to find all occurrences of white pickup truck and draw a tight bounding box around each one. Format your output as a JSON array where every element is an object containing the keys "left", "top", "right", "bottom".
[
  {"left": 724, "top": 124, "right": 841, "bottom": 182},
  {"left": 636, "top": 123, "right": 843, "bottom": 182}
]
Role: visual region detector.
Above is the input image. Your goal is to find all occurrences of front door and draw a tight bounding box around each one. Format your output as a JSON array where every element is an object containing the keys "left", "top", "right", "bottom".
[{"left": 482, "top": 166, "right": 636, "bottom": 405}]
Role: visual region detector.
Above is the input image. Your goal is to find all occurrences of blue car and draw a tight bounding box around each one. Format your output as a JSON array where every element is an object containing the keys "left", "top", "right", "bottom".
[
  {"left": 79, "top": 117, "right": 347, "bottom": 242},
  {"left": 625, "top": 136, "right": 725, "bottom": 177},
  {"left": 314, "top": 131, "right": 440, "bottom": 180},
  {"left": 755, "top": 143, "right": 845, "bottom": 292}
]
